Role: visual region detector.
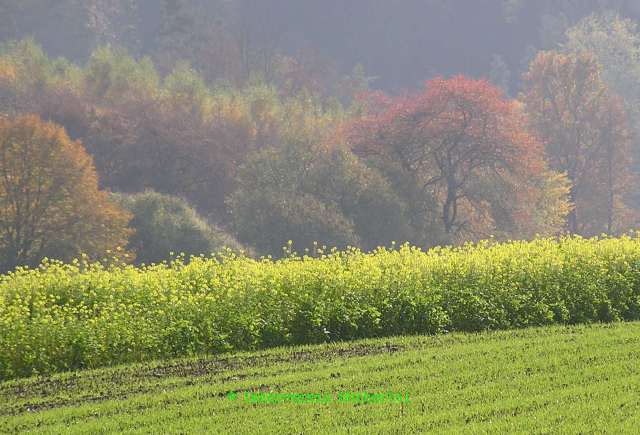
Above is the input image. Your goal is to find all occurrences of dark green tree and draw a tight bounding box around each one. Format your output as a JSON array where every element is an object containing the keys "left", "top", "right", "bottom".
[{"left": 113, "top": 190, "right": 245, "bottom": 264}]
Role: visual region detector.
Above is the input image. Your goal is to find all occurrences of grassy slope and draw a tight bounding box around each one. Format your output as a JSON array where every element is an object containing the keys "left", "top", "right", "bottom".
[{"left": 2, "top": 322, "right": 640, "bottom": 434}]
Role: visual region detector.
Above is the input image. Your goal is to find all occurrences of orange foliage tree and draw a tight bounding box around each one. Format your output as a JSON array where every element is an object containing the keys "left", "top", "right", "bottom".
[
  {"left": 522, "top": 51, "right": 636, "bottom": 236},
  {"left": 349, "top": 76, "right": 570, "bottom": 243},
  {"left": 0, "top": 114, "right": 132, "bottom": 272}
]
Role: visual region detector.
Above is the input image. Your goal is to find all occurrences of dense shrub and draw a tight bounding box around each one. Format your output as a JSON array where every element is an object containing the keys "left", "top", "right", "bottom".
[
  {"left": 113, "top": 191, "right": 245, "bottom": 265},
  {"left": 2, "top": 235, "right": 640, "bottom": 379}
]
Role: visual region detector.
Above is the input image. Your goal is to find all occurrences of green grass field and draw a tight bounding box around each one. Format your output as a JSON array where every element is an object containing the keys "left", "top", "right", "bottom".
[{"left": 2, "top": 321, "right": 640, "bottom": 434}]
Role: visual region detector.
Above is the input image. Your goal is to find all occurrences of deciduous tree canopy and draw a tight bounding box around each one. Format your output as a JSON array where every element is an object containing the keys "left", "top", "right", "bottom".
[
  {"left": 522, "top": 51, "right": 636, "bottom": 235},
  {"left": 0, "top": 114, "right": 132, "bottom": 272},
  {"left": 2, "top": 4, "right": 640, "bottom": 262},
  {"left": 349, "top": 77, "right": 570, "bottom": 243}
]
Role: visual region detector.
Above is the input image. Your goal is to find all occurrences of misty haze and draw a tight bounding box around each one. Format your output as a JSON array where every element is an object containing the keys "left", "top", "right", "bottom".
[{"left": 2, "top": 1, "right": 640, "bottom": 433}]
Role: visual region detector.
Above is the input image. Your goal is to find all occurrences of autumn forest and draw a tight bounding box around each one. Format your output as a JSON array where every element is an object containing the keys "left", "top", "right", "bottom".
[{"left": 1, "top": 0, "right": 640, "bottom": 271}]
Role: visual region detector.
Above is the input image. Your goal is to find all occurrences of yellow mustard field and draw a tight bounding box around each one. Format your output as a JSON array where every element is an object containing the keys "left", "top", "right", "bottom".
[{"left": 1, "top": 236, "right": 640, "bottom": 380}]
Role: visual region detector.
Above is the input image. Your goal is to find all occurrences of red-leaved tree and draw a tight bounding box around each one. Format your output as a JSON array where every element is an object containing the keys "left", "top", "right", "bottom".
[{"left": 348, "top": 76, "right": 570, "bottom": 243}]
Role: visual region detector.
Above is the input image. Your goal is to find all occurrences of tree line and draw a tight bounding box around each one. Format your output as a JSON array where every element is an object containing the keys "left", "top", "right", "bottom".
[{"left": 1, "top": 13, "right": 640, "bottom": 272}]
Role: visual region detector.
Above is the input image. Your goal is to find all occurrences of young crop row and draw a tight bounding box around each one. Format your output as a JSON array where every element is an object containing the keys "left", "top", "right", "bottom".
[{"left": 1, "top": 236, "right": 640, "bottom": 380}]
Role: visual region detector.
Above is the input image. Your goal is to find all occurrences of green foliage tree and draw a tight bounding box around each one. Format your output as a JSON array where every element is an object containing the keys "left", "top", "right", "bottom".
[
  {"left": 113, "top": 190, "right": 244, "bottom": 265},
  {"left": 84, "top": 45, "right": 159, "bottom": 104},
  {"left": 228, "top": 140, "right": 416, "bottom": 256}
]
